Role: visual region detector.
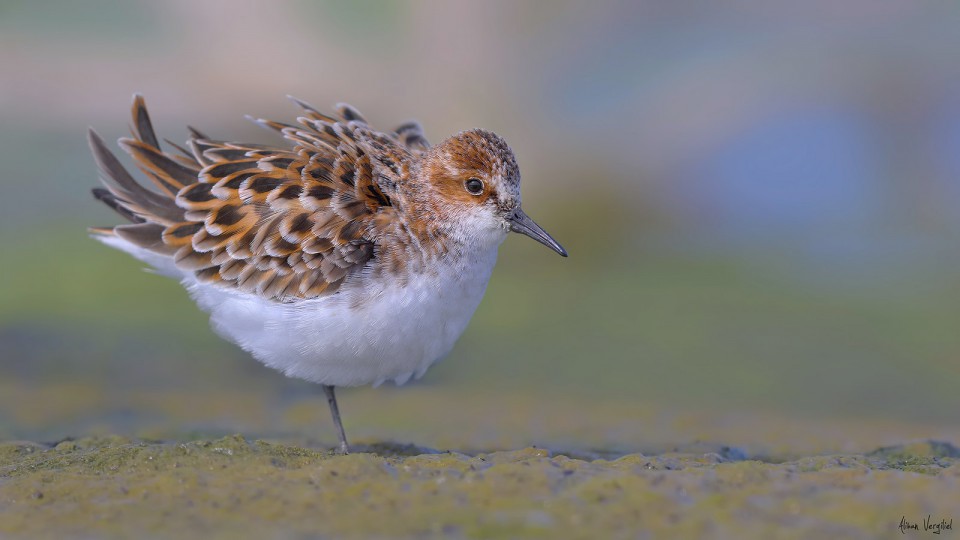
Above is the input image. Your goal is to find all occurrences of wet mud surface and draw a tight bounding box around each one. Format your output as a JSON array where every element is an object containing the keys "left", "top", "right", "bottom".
[{"left": 1, "top": 435, "right": 958, "bottom": 539}]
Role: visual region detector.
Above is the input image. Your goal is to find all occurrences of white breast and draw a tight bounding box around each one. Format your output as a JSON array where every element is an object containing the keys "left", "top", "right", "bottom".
[{"left": 180, "top": 247, "right": 500, "bottom": 387}]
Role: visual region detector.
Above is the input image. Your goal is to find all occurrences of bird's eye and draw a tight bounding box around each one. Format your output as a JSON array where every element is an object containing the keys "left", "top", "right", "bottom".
[{"left": 464, "top": 178, "right": 484, "bottom": 195}]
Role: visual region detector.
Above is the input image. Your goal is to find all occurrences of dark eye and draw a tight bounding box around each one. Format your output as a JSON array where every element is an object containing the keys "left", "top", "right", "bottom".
[{"left": 464, "top": 178, "right": 484, "bottom": 195}]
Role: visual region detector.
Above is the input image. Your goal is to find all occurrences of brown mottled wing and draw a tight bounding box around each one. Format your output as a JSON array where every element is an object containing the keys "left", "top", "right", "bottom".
[{"left": 90, "top": 95, "right": 411, "bottom": 301}]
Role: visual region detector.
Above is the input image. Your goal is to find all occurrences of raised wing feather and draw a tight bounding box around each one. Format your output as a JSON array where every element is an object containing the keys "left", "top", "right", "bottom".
[{"left": 90, "top": 95, "right": 421, "bottom": 301}]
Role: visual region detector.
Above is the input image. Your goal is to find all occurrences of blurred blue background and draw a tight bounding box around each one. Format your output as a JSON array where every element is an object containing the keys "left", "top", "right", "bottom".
[{"left": 1, "top": 0, "right": 959, "bottom": 453}]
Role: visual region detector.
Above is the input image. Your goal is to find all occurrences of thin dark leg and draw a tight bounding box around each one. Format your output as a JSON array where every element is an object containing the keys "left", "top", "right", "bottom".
[{"left": 322, "top": 385, "right": 350, "bottom": 454}]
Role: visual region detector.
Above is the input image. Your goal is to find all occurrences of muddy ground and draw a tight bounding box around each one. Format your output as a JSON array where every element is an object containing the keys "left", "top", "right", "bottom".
[{"left": 1, "top": 433, "right": 958, "bottom": 539}]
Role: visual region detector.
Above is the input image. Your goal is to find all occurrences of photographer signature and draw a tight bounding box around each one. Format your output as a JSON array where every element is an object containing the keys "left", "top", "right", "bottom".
[{"left": 900, "top": 516, "right": 954, "bottom": 535}]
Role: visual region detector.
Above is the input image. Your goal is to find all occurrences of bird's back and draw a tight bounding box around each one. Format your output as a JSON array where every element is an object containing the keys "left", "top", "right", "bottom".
[{"left": 90, "top": 95, "right": 431, "bottom": 303}]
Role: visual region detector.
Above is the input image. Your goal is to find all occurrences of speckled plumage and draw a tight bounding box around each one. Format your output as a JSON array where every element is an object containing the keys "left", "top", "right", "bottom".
[{"left": 89, "top": 95, "right": 566, "bottom": 452}]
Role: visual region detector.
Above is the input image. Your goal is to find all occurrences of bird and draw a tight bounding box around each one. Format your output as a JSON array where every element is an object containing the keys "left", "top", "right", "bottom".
[{"left": 88, "top": 95, "right": 567, "bottom": 453}]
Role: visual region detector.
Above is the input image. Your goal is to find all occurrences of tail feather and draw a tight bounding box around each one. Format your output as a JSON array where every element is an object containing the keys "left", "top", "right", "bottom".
[
  {"left": 131, "top": 94, "right": 161, "bottom": 150},
  {"left": 87, "top": 129, "right": 183, "bottom": 224},
  {"left": 90, "top": 95, "right": 204, "bottom": 262},
  {"left": 119, "top": 138, "right": 200, "bottom": 197},
  {"left": 91, "top": 187, "right": 145, "bottom": 224},
  {"left": 114, "top": 223, "right": 177, "bottom": 256}
]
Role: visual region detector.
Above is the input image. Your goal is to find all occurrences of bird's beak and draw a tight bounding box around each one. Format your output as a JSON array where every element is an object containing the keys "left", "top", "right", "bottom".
[{"left": 507, "top": 209, "right": 568, "bottom": 257}]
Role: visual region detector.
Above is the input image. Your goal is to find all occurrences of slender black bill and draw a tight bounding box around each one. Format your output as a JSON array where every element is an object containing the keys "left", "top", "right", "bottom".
[{"left": 507, "top": 209, "right": 568, "bottom": 257}]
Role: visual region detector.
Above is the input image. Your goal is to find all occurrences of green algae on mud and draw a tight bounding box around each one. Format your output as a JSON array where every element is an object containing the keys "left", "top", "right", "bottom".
[{"left": 1, "top": 436, "right": 958, "bottom": 539}]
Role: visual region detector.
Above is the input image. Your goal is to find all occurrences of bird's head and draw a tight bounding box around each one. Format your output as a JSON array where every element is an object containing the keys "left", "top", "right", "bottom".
[{"left": 415, "top": 129, "right": 567, "bottom": 257}]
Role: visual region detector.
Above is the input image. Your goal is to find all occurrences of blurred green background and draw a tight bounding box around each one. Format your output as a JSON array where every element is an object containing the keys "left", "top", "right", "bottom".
[{"left": 2, "top": 0, "right": 959, "bottom": 455}]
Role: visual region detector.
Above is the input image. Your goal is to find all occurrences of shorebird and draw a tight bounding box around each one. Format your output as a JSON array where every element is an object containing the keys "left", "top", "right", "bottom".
[{"left": 89, "top": 95, "right": 566, "bottom": 453}]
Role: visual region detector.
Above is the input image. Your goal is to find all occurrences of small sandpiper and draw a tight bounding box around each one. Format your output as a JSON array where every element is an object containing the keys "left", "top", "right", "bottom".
[{"left": 89, "top": 95, "right": 567, "bottom": 453}]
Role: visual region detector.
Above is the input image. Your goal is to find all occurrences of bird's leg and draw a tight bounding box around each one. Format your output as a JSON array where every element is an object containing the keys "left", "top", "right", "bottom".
[{"left": 322, "top": 385, "right": 350, "bottom": 454}]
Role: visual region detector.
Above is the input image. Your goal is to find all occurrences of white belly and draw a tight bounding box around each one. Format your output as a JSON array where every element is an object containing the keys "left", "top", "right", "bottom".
[
  {"left": 182, "top": 249, "right": 499, "bottom": 387},
  {"left": 96, "top": 233, "right": 501, "bottom": 387}
]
